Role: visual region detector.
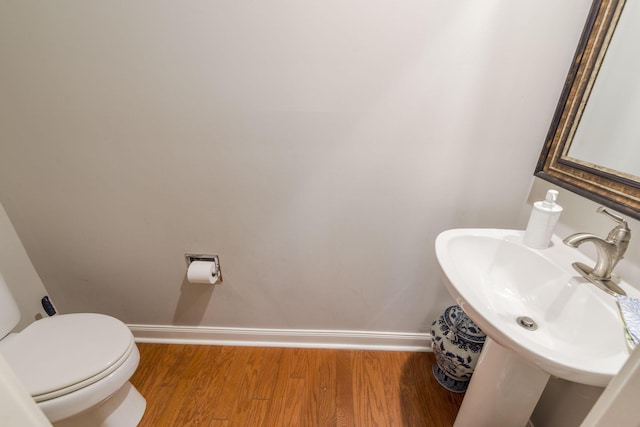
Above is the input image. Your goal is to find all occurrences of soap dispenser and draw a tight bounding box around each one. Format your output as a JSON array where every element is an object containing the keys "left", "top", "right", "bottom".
[{"left": 523, "top": 189, "right": 563, "bottom": 249}]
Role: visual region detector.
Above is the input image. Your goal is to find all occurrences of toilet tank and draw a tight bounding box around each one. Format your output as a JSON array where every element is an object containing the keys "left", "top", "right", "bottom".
[{"left": 0, "top": 273, "right": 20, "bottom": 339}]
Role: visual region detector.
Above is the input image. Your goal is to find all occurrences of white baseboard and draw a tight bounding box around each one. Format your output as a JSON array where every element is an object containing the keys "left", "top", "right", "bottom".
[{"left": 128, "top": 324, "right": 432, "bottom": 352}]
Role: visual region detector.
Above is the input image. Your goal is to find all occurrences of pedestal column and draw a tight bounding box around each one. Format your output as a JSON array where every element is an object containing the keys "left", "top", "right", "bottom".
[{"left": 453, "top": 337, "right": 550, "bottom": 427}]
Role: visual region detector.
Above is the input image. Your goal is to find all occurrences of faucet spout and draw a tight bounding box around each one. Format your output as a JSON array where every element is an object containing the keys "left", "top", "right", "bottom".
[
  {"left": 563, "top": 233, "right": 601, "bottom": 247},
  {"left": 562, "top": 233, "right": 619, "bottom": 279}
]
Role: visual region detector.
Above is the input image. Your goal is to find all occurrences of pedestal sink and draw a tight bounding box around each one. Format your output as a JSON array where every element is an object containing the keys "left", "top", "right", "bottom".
[{"left": 435, "top": 229, "right": 638, "bottom": 427}]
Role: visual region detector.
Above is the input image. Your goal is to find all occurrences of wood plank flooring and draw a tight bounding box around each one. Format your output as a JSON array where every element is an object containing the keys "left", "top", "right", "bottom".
[{"left": 130, "top": 343, "right": 464, "bottom": 426}]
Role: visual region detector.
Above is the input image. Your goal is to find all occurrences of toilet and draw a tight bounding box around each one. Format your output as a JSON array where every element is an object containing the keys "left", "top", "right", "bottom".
[{"left": 0, "top": 274, "right": 145, "bottom": 426}]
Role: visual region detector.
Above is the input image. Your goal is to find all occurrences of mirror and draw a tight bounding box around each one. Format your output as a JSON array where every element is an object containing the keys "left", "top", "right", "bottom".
[{"left": 535, "top": 0, "right": 640, "bottom": 220}]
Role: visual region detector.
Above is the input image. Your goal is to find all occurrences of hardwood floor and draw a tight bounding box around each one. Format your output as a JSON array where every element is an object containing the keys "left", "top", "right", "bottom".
[{"left": 130, "top": 343, "right": 464, "bottom": 426}]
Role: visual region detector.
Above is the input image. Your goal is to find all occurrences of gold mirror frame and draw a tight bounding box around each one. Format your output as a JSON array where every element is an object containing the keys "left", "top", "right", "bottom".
[{"left": 535, "top": 0, "right": 640, "bottom": 220}]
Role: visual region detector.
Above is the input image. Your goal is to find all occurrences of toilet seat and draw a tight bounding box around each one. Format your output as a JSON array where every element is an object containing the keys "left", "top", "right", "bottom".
[
  {"left": 0, "top": 313, "right": 134, "bottom": 401},
  {"left": 33, "top": 339, "right": 135, "bottom": 402}
]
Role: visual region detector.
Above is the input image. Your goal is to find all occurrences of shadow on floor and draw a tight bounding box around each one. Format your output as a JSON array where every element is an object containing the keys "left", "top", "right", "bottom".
[{"left": 400, "top": 352, "right": 464, "bottom": 427}]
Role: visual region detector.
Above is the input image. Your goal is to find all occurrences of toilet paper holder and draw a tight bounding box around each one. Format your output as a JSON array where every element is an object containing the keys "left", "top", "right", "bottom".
[{"left": 185, "top": 253, "right": 222, "bottom": 283}]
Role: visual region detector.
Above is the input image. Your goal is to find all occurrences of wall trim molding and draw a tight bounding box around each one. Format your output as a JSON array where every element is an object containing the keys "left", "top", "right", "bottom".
[{"left": 128, "top": 324, "right": 432, "bottom": 352}]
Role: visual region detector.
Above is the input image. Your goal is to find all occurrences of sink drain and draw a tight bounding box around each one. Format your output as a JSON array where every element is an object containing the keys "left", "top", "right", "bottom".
[{"left": 516, "top": 316, "right": 538, "bottom": 331}]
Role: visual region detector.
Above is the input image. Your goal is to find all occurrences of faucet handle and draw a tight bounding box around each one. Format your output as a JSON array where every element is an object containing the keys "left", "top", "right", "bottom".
[
  {"left": 598, "top": 206, "right": 628, "bottom": 227},
  {"left": 598, "top": 207, "right": 630, "bottom": 242}
]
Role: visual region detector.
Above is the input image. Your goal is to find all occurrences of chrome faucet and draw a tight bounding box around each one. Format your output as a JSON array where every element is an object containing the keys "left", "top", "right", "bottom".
[{"left": 563, "top": 207, "right": 631, "bottom": 296}]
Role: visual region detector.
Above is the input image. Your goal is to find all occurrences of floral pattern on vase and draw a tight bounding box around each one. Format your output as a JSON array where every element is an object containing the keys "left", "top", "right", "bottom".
[{"left": 430, "top": 305, "right": 486, "bottom": 393}]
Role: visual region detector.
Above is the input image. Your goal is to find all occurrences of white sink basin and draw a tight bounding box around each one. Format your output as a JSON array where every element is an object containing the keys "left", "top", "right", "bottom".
[{"left": 435, "top": 228, "right": 635, "bottom": 387}]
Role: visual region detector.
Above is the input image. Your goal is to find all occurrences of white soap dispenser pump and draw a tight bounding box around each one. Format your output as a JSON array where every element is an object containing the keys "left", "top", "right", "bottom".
[{"left": 523, "top": 189, "right": 563, "bottom": 249}]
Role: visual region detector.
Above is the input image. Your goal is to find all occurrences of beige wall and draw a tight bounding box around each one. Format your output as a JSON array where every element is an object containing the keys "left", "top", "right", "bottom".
[{"left": 0, "top": 0, "right": 592, "bottom": 333}]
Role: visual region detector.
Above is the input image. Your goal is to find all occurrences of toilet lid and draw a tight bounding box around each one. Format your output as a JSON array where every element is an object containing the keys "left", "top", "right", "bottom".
[{"left": 0, "top": 313, "right": 134, "bottom": 399}]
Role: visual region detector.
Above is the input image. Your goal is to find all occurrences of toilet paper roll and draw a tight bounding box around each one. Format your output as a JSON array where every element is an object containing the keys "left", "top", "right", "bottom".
[{"left": 187, "top": 261, "right": 219, "bottom": 284}]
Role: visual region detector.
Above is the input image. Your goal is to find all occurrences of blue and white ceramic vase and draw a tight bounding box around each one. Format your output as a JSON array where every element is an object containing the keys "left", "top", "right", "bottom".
[{"left": 430, "top": 305, "right": 486, "bottom": 393}]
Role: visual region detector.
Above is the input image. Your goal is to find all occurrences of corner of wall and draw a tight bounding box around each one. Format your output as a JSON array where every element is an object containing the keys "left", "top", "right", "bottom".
[{"left": 0, "top": 202, "right": 50, "bottom": 330}]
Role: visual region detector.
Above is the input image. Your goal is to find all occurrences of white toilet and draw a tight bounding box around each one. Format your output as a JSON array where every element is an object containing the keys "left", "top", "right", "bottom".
[{"left": 0, "top": 275, "right": 146, "bottom": 426}]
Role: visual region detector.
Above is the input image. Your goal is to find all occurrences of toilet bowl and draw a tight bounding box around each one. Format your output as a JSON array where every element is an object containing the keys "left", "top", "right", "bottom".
[{"left": 0, "top": 275, "right": 145, "bottom": 426}]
